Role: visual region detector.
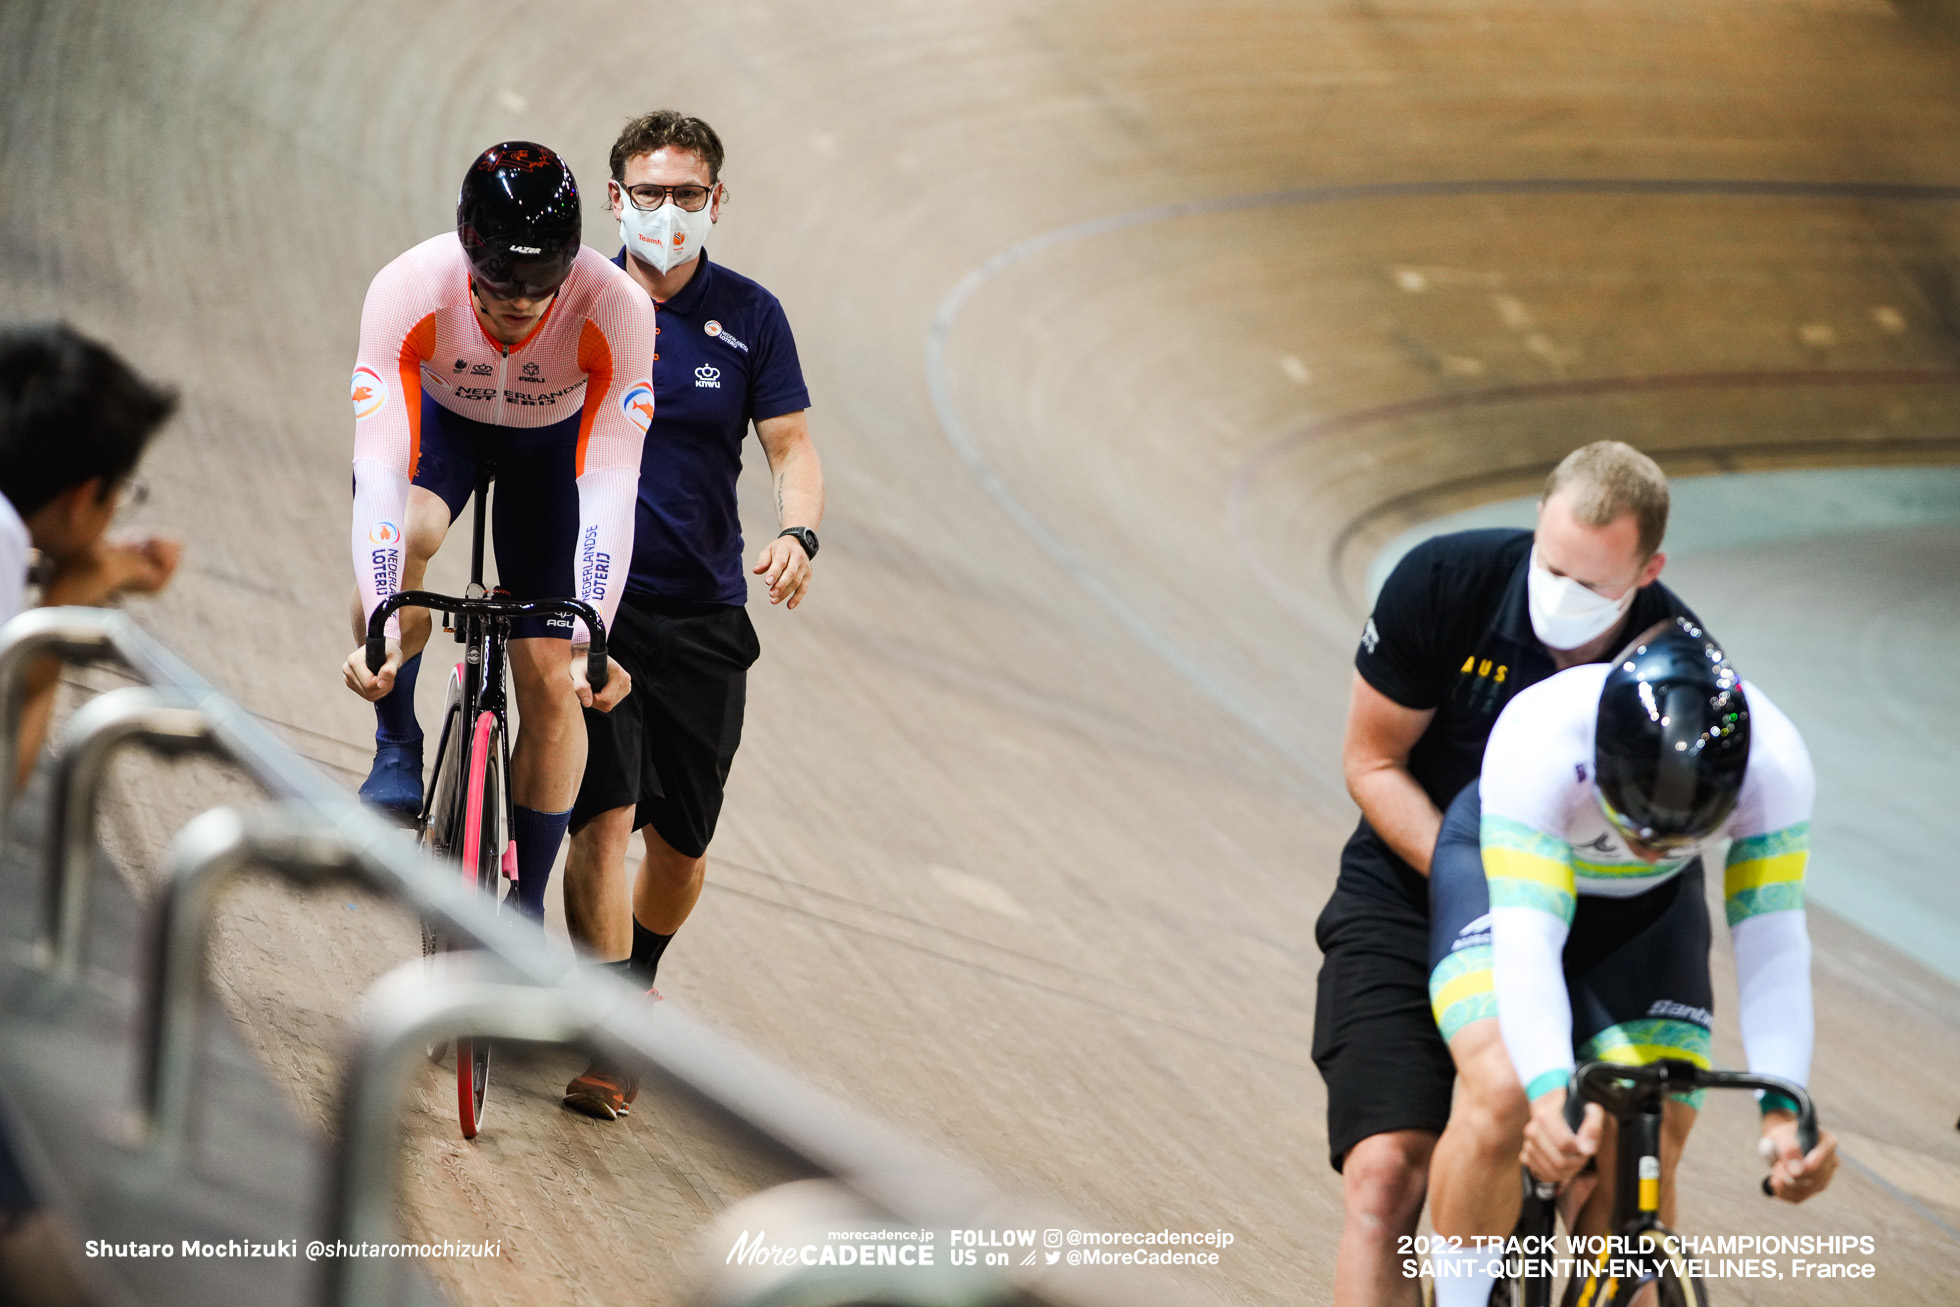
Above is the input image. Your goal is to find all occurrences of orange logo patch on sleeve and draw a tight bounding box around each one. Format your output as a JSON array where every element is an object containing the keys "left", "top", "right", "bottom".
[
  {"left": 619, "top": 382, "right": 655, "bottom": 434},
  {"left": 351, "top": 366, "right": 387, "bottom": 420}
]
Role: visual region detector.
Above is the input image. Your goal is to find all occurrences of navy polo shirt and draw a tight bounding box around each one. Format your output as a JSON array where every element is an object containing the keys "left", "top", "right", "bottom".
[
  {"left": 612, "top": 249, "right": 811, "bottom": 604},
  {"left": 1356, "top": 526, "right": 1698, "bottom": 821}
]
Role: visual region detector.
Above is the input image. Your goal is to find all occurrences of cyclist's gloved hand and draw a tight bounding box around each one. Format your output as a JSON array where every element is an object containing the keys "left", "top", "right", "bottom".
[
  {"left": 1523, "top": 1088, "right": 1603, "bottom": 1184},
  {"left": 344, "top": 638, "right": 402, "bottom": 702},
  {"left": 1760, "top": 1115, "right": 1838, "bottom": 1203},
  {"left": 570, "top": 647, "right": 632, "bottom": 713}
]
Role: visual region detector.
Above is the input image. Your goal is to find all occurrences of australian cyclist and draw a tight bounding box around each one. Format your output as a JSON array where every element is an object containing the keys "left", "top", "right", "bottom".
[
  {"left": 1423, "top": 618, "right": 1839, "bottom": 1306},
  {"left": 341, "top": 141, "right": 654, "bottom": 920}
]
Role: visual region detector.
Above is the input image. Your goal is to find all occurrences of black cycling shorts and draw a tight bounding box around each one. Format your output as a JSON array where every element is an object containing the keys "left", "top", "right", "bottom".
[
  {"left": 569, "top": 593, "right": 760, "bottom": 859},
  {"left": 1427, "top": 781, "right": 1715, "bottom": 1100},
  {"left": 1311, "top": 821, "right": 1458, "bottom": 1172}
]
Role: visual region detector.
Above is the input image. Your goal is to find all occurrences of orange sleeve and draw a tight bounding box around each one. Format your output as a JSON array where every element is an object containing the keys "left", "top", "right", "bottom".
[
  {"left": 399, "top": 313, "right": 436, "bottom": 476},
  {"left": 575, "top": 318, "right": 613, "bottom": 477}
]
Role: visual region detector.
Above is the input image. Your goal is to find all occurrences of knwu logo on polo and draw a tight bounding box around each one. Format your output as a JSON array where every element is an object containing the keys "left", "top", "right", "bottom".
[{"left": 694, "top": 364, "right": 722, "bottom": 389}]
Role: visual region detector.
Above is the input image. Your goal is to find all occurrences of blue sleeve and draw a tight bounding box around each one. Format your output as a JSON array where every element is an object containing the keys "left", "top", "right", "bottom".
[{"left": 747, "top": 296, "right": 811, "bottom": 422}]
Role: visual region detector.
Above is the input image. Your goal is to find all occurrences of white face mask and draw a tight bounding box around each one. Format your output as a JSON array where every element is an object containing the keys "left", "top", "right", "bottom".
[
  {"left": 617, "top": 188, "right": 714, "bottom": 274},
  {"left": 1526, "top": 545, "right": 1636, "bottom": 651}
]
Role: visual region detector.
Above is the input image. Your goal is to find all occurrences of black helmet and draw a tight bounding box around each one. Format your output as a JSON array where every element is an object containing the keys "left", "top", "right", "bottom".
[
  {"left": 457, "top": 141, "right": 581, "bottom": 299},
  {"left": 1594, "top": 617, "right": 1750, "bottom": 852}
]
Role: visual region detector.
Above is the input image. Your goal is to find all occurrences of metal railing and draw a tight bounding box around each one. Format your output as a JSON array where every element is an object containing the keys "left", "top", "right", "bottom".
[{"left": 0, "top": 608, "right": 1183, "bottom": 1307}]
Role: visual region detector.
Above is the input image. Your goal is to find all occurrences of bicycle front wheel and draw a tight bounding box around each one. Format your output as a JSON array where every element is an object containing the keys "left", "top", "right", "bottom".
[
  {"left": 418, "top": 669, "right": 467, "bottom": 1062},
  {"left": 1569, "top": 1229, "right": 1706, "bottom": 1307},
  {"left": 1641, "top": 1229, "right": 1705, "bottom": 1307},
  {"left": 453, "top": 708, "right": 505, "bottom": 1140}
]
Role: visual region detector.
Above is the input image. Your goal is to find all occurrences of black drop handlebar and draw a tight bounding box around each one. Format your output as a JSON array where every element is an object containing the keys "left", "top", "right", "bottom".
[
  {"left": 365, "top": 590, "right": 608, "bottom": 693},
  {"left": 1562, "top": 1059, "right": 1819, "bottom": 1196}
]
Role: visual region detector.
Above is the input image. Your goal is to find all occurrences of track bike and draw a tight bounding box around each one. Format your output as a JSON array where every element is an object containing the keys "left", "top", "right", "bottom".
[
  {"left": 365, "top": 464, "right": 608, "bottom": 1138},
  {"left": 1491, "top": 1059, "right": 1821, "bottom": 1307}
]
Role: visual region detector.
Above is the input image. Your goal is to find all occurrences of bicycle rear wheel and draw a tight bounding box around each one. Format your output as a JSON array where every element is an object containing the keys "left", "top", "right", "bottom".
[{"left": 454, "top": 708, "right": 506, "bottom": 1139}]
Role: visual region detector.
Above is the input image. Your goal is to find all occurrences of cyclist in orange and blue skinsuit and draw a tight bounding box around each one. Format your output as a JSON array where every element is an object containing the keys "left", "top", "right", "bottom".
[{"left": 340, "top": 141, "right": 656, "bottom": 920}]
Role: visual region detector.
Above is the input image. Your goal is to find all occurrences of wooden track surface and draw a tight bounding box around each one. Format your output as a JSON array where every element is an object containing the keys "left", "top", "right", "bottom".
[{"left": 6, "top": 2, "right": 1960, "bottom": 1302}]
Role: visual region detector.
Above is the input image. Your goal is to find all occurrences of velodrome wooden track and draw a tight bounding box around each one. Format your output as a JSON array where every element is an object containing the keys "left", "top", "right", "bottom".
[{"left": 8, "top": 1, "right": 1960, "bottom": 1302}]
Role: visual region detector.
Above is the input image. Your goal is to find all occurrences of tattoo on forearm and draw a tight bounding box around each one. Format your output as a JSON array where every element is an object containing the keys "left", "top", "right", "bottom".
[{"left": 774, "top": 474, "right": 786, "bottom": 523}]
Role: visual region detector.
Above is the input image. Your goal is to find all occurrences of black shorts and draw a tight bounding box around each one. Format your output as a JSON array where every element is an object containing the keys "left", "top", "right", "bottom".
[
  {"left": 1427, "top": 782, "right": 1715, "bottom": 1102},
  {"left": 411, "top": 391, "right": 582, "bottom": 641},
  {"left": 570, "top": 593, "right": 760, "bottom": 859},
  {"left": 1311, "top": 821, "right": 1458, "bottom": 1172}
]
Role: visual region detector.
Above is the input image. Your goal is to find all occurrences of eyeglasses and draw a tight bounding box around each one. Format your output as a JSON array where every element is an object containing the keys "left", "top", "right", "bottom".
[
  {"left": 113, "top": 477, "right": 150, "bottom": 523},
  {"left": 617, "top": 182, "right": 714, "bottom": 213}
]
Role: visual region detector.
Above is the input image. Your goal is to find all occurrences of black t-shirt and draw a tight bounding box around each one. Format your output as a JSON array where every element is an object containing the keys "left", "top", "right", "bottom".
[{"left": 1348, "top": 528, "right": 1698, "bottom": 892}]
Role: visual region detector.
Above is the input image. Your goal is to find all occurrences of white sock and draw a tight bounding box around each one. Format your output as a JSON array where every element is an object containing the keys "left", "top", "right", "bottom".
[{"left": 1432, "top": 1243, "right": 1500, "bottom": 1307}]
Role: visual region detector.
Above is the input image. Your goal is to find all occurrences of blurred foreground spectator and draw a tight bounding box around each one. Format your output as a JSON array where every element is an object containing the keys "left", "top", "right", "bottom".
[
  {"left": 0, "top": 323, "right": 181, "bottom": 1297},
  {"left": 0, "top": 324, "right": 181, "bottom": 780}
]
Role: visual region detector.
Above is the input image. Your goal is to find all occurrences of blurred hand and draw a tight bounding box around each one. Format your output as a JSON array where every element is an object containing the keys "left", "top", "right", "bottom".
[
  {"left": 104, "top": 531, "right": 181, "bottom": 594},
  {"left": 42, "top": 531, "right": 184, "bottom": 606},
  {"left": 1761, "top": 1114, "right": 1837, "bottom": 1202},
  {"left": 1522, "top": 1089, "right": 1602, "bottom": 1184},
  {"left": 343, "top": 638, "right": 402, "bottom": 701},
  {"left": 571, "top": 649, "right": 631, "bottom": 711},
  {"left": 751, "top": 534, "right": 812, "bottom": 608}
]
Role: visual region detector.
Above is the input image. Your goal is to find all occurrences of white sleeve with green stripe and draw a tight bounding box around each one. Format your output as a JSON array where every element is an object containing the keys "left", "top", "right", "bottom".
[
  {"left": 1724, "top": 682, "right": 1817, "bottom": 1093},
  {"left": 1479, "top": 672, "right": 1597, "bottom": 1104}
]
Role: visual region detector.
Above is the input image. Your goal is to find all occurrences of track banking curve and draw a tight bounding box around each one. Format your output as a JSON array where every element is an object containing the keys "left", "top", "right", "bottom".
[
  {"left": 11, "top": 2, "right": 1960, "bottom": 1303},
  {"left": 929, "top": 176, "right": 1960, "bottom": 740}
]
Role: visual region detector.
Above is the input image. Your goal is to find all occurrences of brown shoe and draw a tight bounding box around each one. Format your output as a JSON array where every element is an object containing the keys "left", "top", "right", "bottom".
[
  {"left": 563, "top": 1062, "right": 640, "bottom": 1121},
  {"left": 561, "top": 985, "right": 662, "bottom": 1120}
]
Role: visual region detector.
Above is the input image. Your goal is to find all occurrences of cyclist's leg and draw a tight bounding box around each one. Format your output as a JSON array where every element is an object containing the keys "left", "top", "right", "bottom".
[
  {"left": 1433, "top": 1022, "right": 1528, "bottom": 1230},
  {"left": 492, "top": 411, "right": 585, "bottom": 919},
  {"left": 1566, "top": 856, "right": 1716, "bottom": 1232},
  {"left": 507, "top": 640, "right": 585, "bottom": 804},
  {"left": 505, "top": 637, "right": 584, "bottom": 918},
  {"left": 1426, "top": 781, "right": 1526, "bottom": 1305}
]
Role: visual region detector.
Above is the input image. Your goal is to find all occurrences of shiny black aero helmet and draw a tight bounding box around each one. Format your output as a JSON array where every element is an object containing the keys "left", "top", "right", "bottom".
[
  {"left": 1594, "top": 617, "right": 1750, "bottom": 853},
  {"left": 457, "top": 141, "right": 581, "bottom": 299}
]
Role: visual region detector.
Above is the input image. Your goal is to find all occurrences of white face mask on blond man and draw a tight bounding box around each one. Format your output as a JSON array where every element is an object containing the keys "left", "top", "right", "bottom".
[
  {"left": 618, "top": 193, "right": 714, "bottom": 273},
  {"left": 1526, "top": 545, "right": 1637, "bottom": 650}
]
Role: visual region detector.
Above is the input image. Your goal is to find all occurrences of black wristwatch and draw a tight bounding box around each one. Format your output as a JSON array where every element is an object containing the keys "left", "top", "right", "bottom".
[{"left": 778, "top": 526, "right": 819, "bottom": 559}]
